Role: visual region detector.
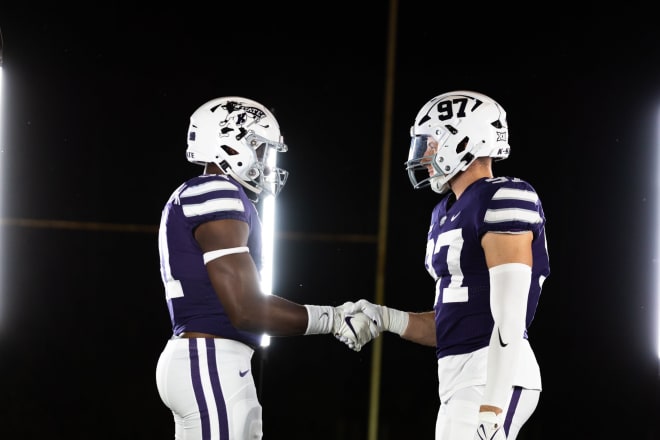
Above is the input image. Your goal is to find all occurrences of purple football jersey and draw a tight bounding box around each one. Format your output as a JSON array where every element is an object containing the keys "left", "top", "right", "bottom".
[
  {"left": 158, "top": 174, "right": 263, "bottom": 347},
  {"left": 427, "top": 176, "right": 550, "bottom": 359}
]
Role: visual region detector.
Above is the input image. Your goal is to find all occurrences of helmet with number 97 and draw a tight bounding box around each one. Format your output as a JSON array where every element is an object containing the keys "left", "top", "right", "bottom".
[
  {"left": 407, "top": 90, "right": 510, "bottom": 194},
  {"left": 186, "top": 96, "right": 289, "bottom": 198}
]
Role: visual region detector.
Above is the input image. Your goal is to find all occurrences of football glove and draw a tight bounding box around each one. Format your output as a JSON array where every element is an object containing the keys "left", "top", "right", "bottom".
[
  {"left": 334, "top": 309, "right": 380, "bottom": 352},
  {"left": 304, "top": 303, "right": 379, "bottom": 351},
  {"left": 348, "top": 299, "right": 409, "bottom": 336},
  {"left": 473, "top": 411, "right": 505, "bottom": 440}
]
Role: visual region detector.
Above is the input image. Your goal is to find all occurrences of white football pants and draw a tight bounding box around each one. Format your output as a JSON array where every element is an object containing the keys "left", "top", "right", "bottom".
[
  {"left": 156, "top": 337, "right": 263, "bottom": 440},
  {"left": 435, "top": 385, "right": 539, "bottom": 440}
]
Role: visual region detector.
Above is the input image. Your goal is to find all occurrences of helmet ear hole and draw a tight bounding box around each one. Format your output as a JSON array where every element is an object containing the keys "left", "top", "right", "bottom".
[{"left": 221, "top": 145, "right": 239, "bottom": 156}]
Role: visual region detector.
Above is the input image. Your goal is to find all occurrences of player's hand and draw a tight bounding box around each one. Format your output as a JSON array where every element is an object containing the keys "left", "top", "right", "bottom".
[
  {"left": 348, "top": 299, "right": 385, "bottom": 331},
  {"left": 348, "top": 299, "right": 409, "bottom": 336},
  {"left": 332, "top": 302, "right": 380, "bottom": 352},
  {"left": 473, "top": 412, "right": 505, "bottom": 440}
]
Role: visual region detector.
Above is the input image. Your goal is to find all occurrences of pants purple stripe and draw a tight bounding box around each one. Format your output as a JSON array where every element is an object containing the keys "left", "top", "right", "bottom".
[
  {"left": 188, "top": 339, "right": 211, "bottom": 440},
  {"left": 205, "top": 338, "right": 229, "bottom": 440},
  {"left": 503, "top": 386, "right": 523, "bottom": 436}
]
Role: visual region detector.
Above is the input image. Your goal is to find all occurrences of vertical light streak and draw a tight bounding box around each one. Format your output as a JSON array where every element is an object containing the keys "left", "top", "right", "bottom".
[
  {"left": 657, "top": 106, "right": 660, "bottom": 360},
  {"left": 0, "top": 28, "right": 4, "bottom": 327},
  {"left": 260, "top": 194, "right": 275, "bottom": 297},
  {"left": 260, "top": 193, "right": 275, "bottom": 347},
  {"left": 259, "top": 146, "right": 279, "bottom": 348}
]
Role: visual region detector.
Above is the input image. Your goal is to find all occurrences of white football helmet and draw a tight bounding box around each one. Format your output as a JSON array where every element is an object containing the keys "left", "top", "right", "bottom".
[
  {"left": 186, "top": 96, "right": 289, "bottom": 198},
  {"left": 406, "top": 90, "right": 510, "bottom": 194}
]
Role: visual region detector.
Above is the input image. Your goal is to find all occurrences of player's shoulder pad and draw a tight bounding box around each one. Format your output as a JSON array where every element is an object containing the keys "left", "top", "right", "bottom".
[
  {"left": 485, "top": 176, "right": 538, "bottom": 194},
  {"left": 177, "top": 174, "right": 244, "bottom": 206}
]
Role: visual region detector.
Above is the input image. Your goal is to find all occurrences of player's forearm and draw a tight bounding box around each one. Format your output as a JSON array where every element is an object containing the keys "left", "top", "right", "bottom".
[
  {"left": 229, "top": 294, "right": 309, "bottom": 336},
  {"left": 347, "top": 300, "right": 434, "bottom": 346},
  {"left": 400, "top": 311, "right": 436, "bottom": 346}
]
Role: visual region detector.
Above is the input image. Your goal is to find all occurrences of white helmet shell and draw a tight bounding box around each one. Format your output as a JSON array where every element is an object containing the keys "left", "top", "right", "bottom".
[
  {"left": 186, "top": 96, "right": 289, "bottom": 197},
  {"left": 406, "top": 90, "right": 510, "bottom": 194}
]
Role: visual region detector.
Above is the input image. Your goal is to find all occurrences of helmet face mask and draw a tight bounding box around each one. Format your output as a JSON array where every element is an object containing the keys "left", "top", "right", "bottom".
[
  {"left": 241, "top": 131, "right": 289, "bottom": 196},
  {"left": 406, "top": 90, "right": 510, "bottom": 194},
  {"left": 407, "top": 134, "right": 442, "bottom": 190},
  {"left": 186, "top": 97, "right": 289, "bottom": 198}
]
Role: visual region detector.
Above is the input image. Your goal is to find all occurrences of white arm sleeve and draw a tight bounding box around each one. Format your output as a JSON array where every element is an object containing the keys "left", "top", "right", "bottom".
[{"left": 482, "top": 262, "right": 532, "bottom": 410}]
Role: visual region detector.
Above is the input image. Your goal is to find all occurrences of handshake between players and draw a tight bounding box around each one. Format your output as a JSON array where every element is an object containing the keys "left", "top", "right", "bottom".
[{"left": 333, "top": 300, "right": 410, "bottom": 351}]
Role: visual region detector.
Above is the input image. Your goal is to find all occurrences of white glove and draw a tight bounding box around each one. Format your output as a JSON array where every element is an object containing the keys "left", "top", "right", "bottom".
[
  {"left": 333, "top": 302, "right": 380, "bottom": 352},
  {"left": 303, "top": 303, "right": 378, "bottom": 351},
  {"left": 473, "top": 411, "right": 505, "bottom": 440},
  {"left": 348, "top": 299, "right": 409, "bottom": 336}
]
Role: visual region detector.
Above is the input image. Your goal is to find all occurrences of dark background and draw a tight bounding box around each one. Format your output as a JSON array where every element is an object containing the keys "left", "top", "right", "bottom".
[{"left": 0, "top": 3, "right": 659, "bottom": 439}]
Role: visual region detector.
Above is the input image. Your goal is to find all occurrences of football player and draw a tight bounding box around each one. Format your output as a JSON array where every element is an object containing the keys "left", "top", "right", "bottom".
[
  {"left": 155, "top": 96, "right": 376, "bottom": 439},
  {"left": 341, "top": 91, "right": 550, "bottom": 440}
]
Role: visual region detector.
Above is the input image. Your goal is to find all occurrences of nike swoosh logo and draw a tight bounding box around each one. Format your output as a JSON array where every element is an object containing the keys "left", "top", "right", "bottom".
[
  {"left": 476, "top": 424, "right": 498, "bottom": 440},
  {"left": 450, "top": 211, "right": 461, "bottom": 221},
  {"left": 344, "top": 316, "right": 358, "bottom": 338},
  {"left": 319, "top": 312, "right": 330, "bottom": 330},
  {"left": 498, "top": 328, "right": 508, "bottom": 347},
  {"left": 480, "top": 424, "right": 501, "bottom": 440},
  {"left": 239, "top": 369, "right": 250, "bottom": 377}
]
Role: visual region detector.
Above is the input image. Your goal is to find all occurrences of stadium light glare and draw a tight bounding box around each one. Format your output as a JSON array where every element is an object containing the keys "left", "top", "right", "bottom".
[
  {"left": 657, "top": 106, "right": 660, "bottom": 360},
  {"left": 260, "top": 193, "right": 275, "bottom": 348},
  {"left": 260, "top": 195, "right": 275, "bottom": 298},
  {"left": 258, "top": 147, "right": 280, "bottom": 348},
  {"left": 0, "top": 28, "right": 4, "bottom": 326}
]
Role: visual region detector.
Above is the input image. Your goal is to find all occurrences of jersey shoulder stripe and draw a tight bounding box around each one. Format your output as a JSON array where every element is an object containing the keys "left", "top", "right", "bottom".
[
  {"left": 484, "top": 207, "right": 542, "bottom": 224},
  {"left": 481, "top": 177, "right": 545, "bottom": 232},
  {"left": 491, "top": 187, "right": 539, "bottom": 203},
  {"left": 180, "top": 179, "right": 239, "bottom": 198},
  {"left": 182, "top": 198, "right": 245, "bottom": 218},
  {"left": 177, "top": 175, "right": 246, "bottom": 219}
]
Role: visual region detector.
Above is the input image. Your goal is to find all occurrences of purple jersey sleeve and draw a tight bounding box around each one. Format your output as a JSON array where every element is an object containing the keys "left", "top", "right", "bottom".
[
  {"left": 425, "top": 177, "right": 550, "bottom": 358},
  {"left": 158, "top": 174, "right": 263, "bottom": 347}
]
